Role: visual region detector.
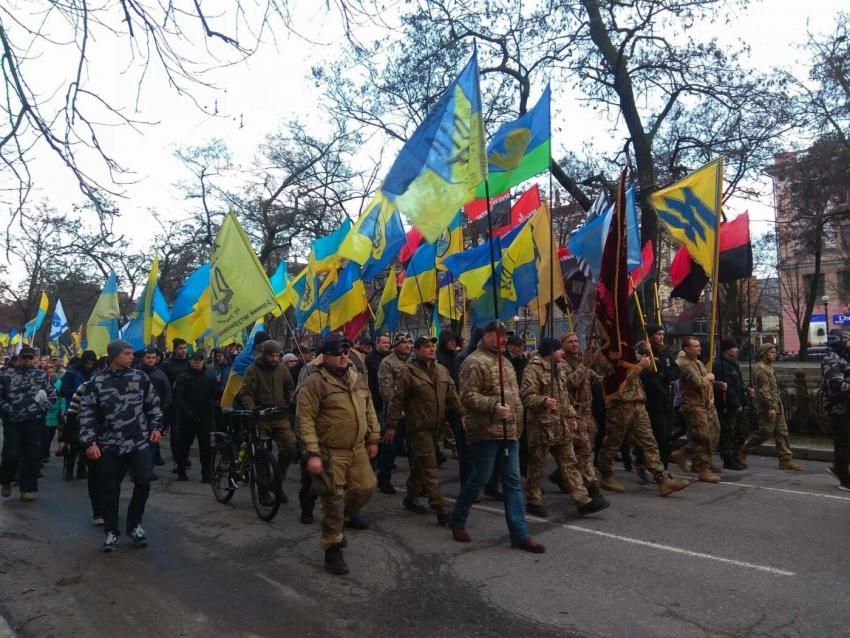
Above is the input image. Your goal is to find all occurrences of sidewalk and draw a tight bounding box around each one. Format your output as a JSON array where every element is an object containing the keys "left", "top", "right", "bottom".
[{"left": 753, "top": 433, "right": 834, "bottom": 463}]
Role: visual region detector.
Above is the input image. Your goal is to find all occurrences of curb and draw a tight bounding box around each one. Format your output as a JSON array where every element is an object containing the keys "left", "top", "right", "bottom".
[{"left": 754, "top": 444, "right": 833, "bottom": 463}]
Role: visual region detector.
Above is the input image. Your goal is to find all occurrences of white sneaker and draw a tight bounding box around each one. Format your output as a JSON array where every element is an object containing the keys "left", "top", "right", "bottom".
[
  {"left": 103, "top": 531, "right": 119, "bottom": 553},
  {"left": 129, "top": 525, "right": 147, "bottom": 547}
]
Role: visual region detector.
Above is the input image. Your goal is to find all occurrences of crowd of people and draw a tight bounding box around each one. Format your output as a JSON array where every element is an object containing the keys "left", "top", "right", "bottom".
[{"left": 1, "top": 324, "right": 848, "bottom": 574}]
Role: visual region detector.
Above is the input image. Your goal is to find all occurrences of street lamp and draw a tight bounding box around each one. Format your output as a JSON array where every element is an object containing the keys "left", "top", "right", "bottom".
[{"left": 822, "top": 295, "right": 830, "bottom": 329}]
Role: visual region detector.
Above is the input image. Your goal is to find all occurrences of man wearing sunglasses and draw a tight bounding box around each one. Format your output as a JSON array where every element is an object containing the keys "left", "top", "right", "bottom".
[
  {"left": 1, "top": 346, "right": 57, "bottom": 502},
  {"left": 297, "top": 333, "right": 380, "bottom": 575}
]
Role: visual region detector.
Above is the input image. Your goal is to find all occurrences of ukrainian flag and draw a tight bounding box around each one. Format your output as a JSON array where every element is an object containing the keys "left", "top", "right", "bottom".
[
  {"left": 435, "top": 212, "right": 463, "bottom": 271},
  {"left": 375, "top": 266, "right": 400, "bottom": 334},
  {"left": 24, "top": 291, "right": 49, "bottom": 343},
  {"left": 398, "top": 243, "right": 437, "bottom": 315},
  {"left": 86, "top": 273, "right": 121, "bottom": 357},
  {"left": 311, "top": 219, "right": 352, "bottom": 273},
  {"left": 124, "top": 256, "right": 170, "bottom": 350},
  {"left": 269, "top": 259, "right": 291, "bottom": 316},
  {"left": 293, "top": 266, "right": 327, "bottom": 333},
  {"left": 437, "top": 270, "right": 462, "bottom": 320},
  {"left": 327, "top": 261, "right": 368, "bottom": 330},
  {"left": 381, "top": 49, "right": 486, "bottom": 243},
  {"left": 167, "top": 263, "right": 211, "bottom": 344},
  {"left": 651, "top": 158, "right": 722, "bottom": 275},
  {"left": 220, "top": 322, "right": 265, "bottom": 410},
  {"left": 473, "top": 85, "right": 551, "bottom": 200},
  {"left": 443, "top": 241, "right": 496, "bottom": 301},
  {"left": 339, "top": 193, "right": 406, "bottom": 281}
]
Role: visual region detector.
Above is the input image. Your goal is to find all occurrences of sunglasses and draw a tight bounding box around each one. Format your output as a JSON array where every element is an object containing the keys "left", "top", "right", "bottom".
[
  {"left": 20, "top": 355, "right": 35, "bottom": 360},
  {"left": 326, "top": 346, "right": 350, "bottom": 357}
]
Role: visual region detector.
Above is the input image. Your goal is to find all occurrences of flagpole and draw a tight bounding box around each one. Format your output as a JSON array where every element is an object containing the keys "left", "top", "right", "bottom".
[
  {"left": 630, "top": 276, "right": 658, "bottom": 373},
  {"left": 654, "top": 280, "right": 663, "bottom": 325},
  {"left": 708, "top": 158, "right": 724, "bottom": 366},
  {"left": 548, "top": 173, "right": 556, "bottom": 393},
  {"left": 484, "top": 180, "right": 508, "bottom": 458}
]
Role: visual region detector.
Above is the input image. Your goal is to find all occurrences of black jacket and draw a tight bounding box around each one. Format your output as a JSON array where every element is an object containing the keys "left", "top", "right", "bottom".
[
  {"left": 713, "top": 354, "right": 745, "bottom": 415},
  {"left": 173, "top": 366, "right": 216, "bottom": 424},
  {"left": 641, "top": 345, "right": 679, "bottom": 414},
  {"left": 160, "top": 356, "right": 190, "bottom": 387},
  {"left": 138, "top": 363, "right": 172, "bottom": 413},
  {"left": 366, "top": 349, "right": 389, "bottom": 415}
]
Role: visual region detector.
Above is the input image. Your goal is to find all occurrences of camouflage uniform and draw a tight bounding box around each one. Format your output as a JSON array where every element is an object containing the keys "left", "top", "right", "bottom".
[
  {"left": 78, "top": 366, "right": 163, "bottom": 536},
  {"left": 676, "top": 352, "right": 717, "bottom": 472},
  {"left": 821, "top": 348, "right": 850, "bottom": 482},
  {"left": 297, "top": 364, "right": 380, "bottom": 550},
  {"left": 742, "top": 356, "right": 792, "bottom": 461},
  {"left": 0, "top": 365, "right": 57, "bottom": 493},
  {"left": 385, "top": 356, "right": 464, "bottom": 511},
  {"left": 598, "top": 366, "right": 665, "bottom": 477},
  {"left": 521, "top": 355, "right": 592, "bottom": 508},
  {"left": 562, "top": 353, "right": 599, "bottom": 485}
]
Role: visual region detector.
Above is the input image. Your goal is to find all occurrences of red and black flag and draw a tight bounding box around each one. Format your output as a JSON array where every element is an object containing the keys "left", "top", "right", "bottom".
[
  {"left": 594, "top": 168, "right": 637, "bottom": 399},
  {"left": 670, "top": 212, "right": 753, "bottom": 303}
]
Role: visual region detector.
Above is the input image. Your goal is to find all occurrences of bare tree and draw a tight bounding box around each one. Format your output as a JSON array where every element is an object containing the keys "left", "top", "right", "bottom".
[{"left": 802, "top": 12, "right": 850, "bottom": 149}]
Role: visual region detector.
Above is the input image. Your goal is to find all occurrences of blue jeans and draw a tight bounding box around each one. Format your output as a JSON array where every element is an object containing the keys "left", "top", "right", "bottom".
[{"left": 450, "top": 440, "right": 529, "bottom": 543}]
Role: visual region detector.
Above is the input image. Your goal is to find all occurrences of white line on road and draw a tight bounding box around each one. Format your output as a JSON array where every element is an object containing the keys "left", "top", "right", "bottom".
[
  {"left": 665, "top": 474, "right": 850, "bottom": 502},
  {"left": 451, "top": 499, "right": 796, "bottom": 577}
]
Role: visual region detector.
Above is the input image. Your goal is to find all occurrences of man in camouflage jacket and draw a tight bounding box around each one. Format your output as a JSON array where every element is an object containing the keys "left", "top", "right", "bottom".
[
  {"left": 740, "top": 343, "right": 801, "bottom": 471},
  {"left": 0, "top": 346, "right": 57, "bottom": 501},
  {"left": 821, "top": 333, "right": 850, "bottom": 489},
  {"left": 79, "top": 339, "right": 163, "bottom": 551}
]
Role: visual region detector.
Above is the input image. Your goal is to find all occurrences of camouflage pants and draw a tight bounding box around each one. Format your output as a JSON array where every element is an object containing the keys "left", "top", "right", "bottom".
[
  {"left": 526, "top": 441, "right": 591, "bottom": 507},
  {"left": 319, "top": 445, "right": 376, "bottom": 550},
  {"left": 680, "top": 406, "right": 715, "bottom": 472},
  {"left": 598, "top": 402, "right": 664, "bottom": 476},
  {"left": 405, "top": 428, "right": 446, "bottom": 510},
  {"left": 571, "top": 414, "right": 597, "bottom": 485},
  {"left": 718, "top": 409, "right": 748, "bottom": 459},
  {"left": 743, "top": 408, "right": 792, "bottom": 461}
]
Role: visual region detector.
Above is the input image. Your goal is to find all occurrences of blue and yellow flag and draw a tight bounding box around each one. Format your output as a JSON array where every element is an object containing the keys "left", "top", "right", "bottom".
[
  {"left": 167, "top": 263, "right": 211, "bottom": 344},
  {"left": 211, "top": 212, "right": 278, "bottom": 339},
  {"left": 293, "top": 266, "right": 327, "bottom": 333},
  {"left": 381, "top": 49, "right": 486, "bottom": 243},
  {"left": 0, "top": 332, "right": 8, "bottom": 348},
  {"left": 311, "top": 219, "right": 353, "bottom": 273},
  {"left": 498, "top": 221, "right": 538, "bottom": 310},
  {"left": 338, "top": 193, "right": 406, "bottom": 281},
  {"left": 651, "top": 158, "right": 723, "bottom": 275},
  {"left": 375, "top": 265, "right": 400, "bottom": 334},
  {"left": 437, "top": 270, "right": 463, "bottom": 320},
  {"left": 528, "top": 202, "right": 565, "bottom": 306},
  {"left": 220, "top": 322, "right": 265, "bottom": 410},
  {"left": 398, "top": 243, "right": 437, "bottom": 315},
  {"left": 443, "top": 241, "right": 496, "bottom": 301},
  {"left": 269, "top": 260, "right": 291, "bottom": 316},
  {"left": 24, "top": 292, "right": 49, "bottom": 343},
  {"left": 124, "top": 256, "right": 170, "bottom": 350},
  {"left": 435, "top": 212, "right": 463, "bottom": 271},
  {"left": 473, "top": 85, "right": 551, "bottom": 200},
  {"left": 86, "top": 274, "right": 121, "bottom": 357},
  {"left": 327, "top": 261, "right": 368, "bottom": 330}
]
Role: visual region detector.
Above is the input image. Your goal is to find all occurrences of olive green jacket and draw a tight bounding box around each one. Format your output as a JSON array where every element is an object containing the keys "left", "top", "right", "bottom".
[{"left": 385, "top": 356, "right": 463, "bottom": 433}]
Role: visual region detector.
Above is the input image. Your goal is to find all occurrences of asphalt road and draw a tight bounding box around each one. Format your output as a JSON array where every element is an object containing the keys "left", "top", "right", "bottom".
[{"left": 1, "top": 443, "right": 848, "bottom": 638}]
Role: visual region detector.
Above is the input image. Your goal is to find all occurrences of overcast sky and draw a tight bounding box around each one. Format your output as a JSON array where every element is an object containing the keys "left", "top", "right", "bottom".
[{"left": 6, "top": 0, "right": 847, "bottom": 280}]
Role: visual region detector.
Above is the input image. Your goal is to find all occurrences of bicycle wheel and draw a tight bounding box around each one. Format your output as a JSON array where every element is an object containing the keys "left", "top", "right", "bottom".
[
  {"left": 210, "top": 445, "right": 237, "bottom": 504},
  {"left": 249, "top": 446, "right": 281, "bottom": 521}
]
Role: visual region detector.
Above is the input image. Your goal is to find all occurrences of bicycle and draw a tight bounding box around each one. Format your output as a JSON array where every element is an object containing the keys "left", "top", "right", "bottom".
[{"left": 209, "top": 407, "right": 285, "bottom": 521}]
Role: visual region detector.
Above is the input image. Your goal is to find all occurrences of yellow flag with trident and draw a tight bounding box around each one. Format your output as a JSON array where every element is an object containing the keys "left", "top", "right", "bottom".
[{"left": 210, "top": 211, "right": 278, "bottom": 339}]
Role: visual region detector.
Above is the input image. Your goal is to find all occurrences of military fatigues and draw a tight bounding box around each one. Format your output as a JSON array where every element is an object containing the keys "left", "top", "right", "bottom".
[
  {"left": 821, "top": 349, "right": 850, "bottom": 482},
  {"left": 385, "top": 356, "right": 464, "bottom": 511},
  {"left": 598, "top": 366, "right": 666, "bottom": 478},
  {"left": 297, "top": 365, "right": 380, "bottom": 550},
  {"left": 0, "top": 365, "right": 57, "bottom": 493},
  {"left": 78, "top": 367, "right": 163, "bottom": 536},
  {"left": 742, "top": 359, "right": 792, "bottom": 461},
  {"left": 238, "top": 358, "right": 297, "bottom": 480},
  {"left": 676, "top": 352, "right": 716, "bottom": 472},
  {"left": 521, "top": 355, "right": 592, "bottom": 507},
  {"left": 562, "top": 353, "right": 598, "bottom": 485}
]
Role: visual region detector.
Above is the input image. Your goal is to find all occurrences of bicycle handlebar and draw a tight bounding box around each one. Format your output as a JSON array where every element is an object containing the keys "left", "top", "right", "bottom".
[{"left": 222, "top": 407, "right": 287, "bottom": 418}]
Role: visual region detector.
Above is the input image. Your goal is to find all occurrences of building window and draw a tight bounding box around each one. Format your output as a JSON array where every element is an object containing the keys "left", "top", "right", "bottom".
[
  {"left": 802, "top": 273, "right": 826, "bottom": 298},
  {"left": 841, "top": 270, "right": 850, "bottom": 298}
]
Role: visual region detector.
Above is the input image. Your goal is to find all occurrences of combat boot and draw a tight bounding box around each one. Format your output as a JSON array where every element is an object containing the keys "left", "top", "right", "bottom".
[
  {"left": 722, "top": 456, "right": 743, "bottom": 471},
  {"left": 548, "top": 470, "right": 569, "bottom": 494},
  {"left": 403, "top": 495, "right": 428, "bottom": 514},
  {"left": 324, "top": 544, "right": 349, "bottom": 575},
  {"left": 697, "top": 468, "right": 721, "bottom": 483},
  {"left": 436, "top": 508, "right": 450, "bottom": 526},
  {"left": 526, "top": 503, "right": 548, "bottom": 518},
  {"left": 709, "top": 460, "right": 723, "bottom": 473},
  {"left": 779, "top": 459, "right": 802, "bottom": 471},
  {"left": 657, "top": 473, "right": 690, "bottom": 497},
  {"left": 670, "top": 448, "right": 691, "bottom": 473},
  {"left": 577, "top": 495, "right": 610, "bottom": 515},
  {"left": 599, "top": 475, "right": 625, "bottom": 493},
  {"left": 586, "top": 481, "right": 603, "bottom": 499}
]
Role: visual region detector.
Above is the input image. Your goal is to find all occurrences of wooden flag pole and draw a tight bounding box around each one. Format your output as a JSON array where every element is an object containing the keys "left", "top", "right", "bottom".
[{"left": 707, "top": 158, "right": 724, "bottom": 366}]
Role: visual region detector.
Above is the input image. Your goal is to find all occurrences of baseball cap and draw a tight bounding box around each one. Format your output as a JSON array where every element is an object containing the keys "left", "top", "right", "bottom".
[
  {"left": 506, "top": 334, "right": 523, "bottom": 347},
  {"left": 413, "top": 335, "right": 438, "bottom": 349},
  {"left": 393, "top": 332, "right": 412, "bottom": 346},
  {"left": 322, "top": 333, "right": 352, "bottom": 355},
  {"left": 483, "top": 320, "right": 506, "bottom": 333},
  {"left": 19, "top": 346, "right": 37, "bottom": 358},
  {"left": 190, "top": 350, "right": 206, "bottom": 360}
]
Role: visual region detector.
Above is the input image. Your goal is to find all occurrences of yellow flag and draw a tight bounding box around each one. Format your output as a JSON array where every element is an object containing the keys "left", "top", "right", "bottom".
[
  {"left": 210, "top": 212, "right": 278, "bottom": 339},
  {"left": 529, "top": 202, "right": 565, "bottom": 306},
  {"left": 650, "top": 158, "right": 722, "bottom": 275}
]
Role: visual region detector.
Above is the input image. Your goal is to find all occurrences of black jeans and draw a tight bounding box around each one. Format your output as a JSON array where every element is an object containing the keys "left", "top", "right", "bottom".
[
  {"left": 87, "top": 458, "right": 102, "bottom": 519},
  {"left": 449, "top": 415, "right": 473, "bottom": 488},
  {"left": 178, "top": 417, "right": 211, "bottom": 477},
  {"left": 0, "top": 418, "right": 44, "bottom": 492},
  {"left": 97, "top": 447, "right": 153, "bottom": 535},
  {"left": 377, "top": 419, "right": 406, "bottom": 488},
  {"left": 637, "top": 404, "right": 673, "bottom": 469},
  {"left": 831, "top": 414, "right": 850, "bottom": 480}
]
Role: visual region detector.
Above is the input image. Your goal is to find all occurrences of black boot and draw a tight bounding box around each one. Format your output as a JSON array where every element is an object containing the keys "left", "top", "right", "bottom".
[
  {"left": 403, "top": 495, "right": 428, "bottom": 514},
  {"left": 526, "top": 503, "right": 548, "bottom": 518},
  {"left": 586, "top": 481, "right": 603, "bottom": 499},
  {"left": 577, "top": 496, "right": 610, "bottom": 516},
  {"left": 722, "top": 456, "right": 743, "bottom": 471},
  {"left": 324, "top": 544, "right": 349, "bottom": 575},
  {"left": 436, "top": 507, "right": 450, "bottom": 526}
]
